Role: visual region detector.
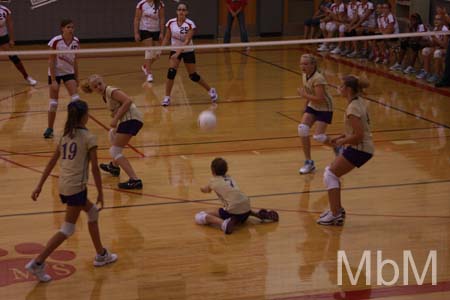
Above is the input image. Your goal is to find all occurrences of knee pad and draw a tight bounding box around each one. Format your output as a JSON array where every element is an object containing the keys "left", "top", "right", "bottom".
[
  {"left": 49, "top": 99, "right": 58, "bottom": 112},
  {"left": 339, "top": 24, "right": 346, "bottom": 33},
  {"left": 8, "top": 55, "right": 20, "bottom": 64},
  {"left": 189, "top": 72, "right": 201, "bottom": 82},
  {"left": 109, "top": 146, "right": 123, "bottom": 161},
  {"left": 108, "top": 128, "right": 116, "bottom": 144},
  {"left": 167, "top": 68, "right": 177, "bottom": 80},
  {"left": 71, "top": 94, "right": 80, "bottom": 101},
  {"left": 320, "top": 22, "right": 326, "bottom": 31},
  {"left": 145, "top": 50, "right": 153, "bottom": 59},
  {"left": 323, "top": 166, "right": 340, "bottom": 190},
  {"left": 434, "top": 49, "right": 443, "bottom": 59},
  {"left": 195, "top": 211, "right": 208, "bottom": 225},
  {"left": 326, "top": 22, "right": 337, "bottom": 33},
  {"left": 298, "top": 124, "right": 310, "bottom": 137},
  {"left": 422, "top": 47, "right": 432, "bottom": 56},
  {"left": 313, "top": 134, "right": 328, "bottom": 143},
  {"left": 60, "top": 222, "right": 75, "bottom": 237},
  {"left": 87, "top": 205, "right": 99, "bottom": 222}
]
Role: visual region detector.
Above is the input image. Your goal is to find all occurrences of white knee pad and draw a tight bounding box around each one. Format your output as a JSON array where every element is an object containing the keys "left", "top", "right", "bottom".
[
  {"left": 60, "top": 222, "right": 75, "bottom": 237},
  {"left": 313, "top": 134, "right": 328, "bottom": 143},
  {"left": 71, "top": 94, "right": 80, "bottom": 101},
  {"left": 320, "top": 22, "right": 326, "bottom": 31},
  {"left": 109, "top": 146, "right": 123, "bottom": 161},
  {"left": 87, "top": 205, "right": 99, "bottom": 222},
  {"left": 326, "top": 22, "right": 337, "bottom": 33},
  {"left": 422, "top": 47, "right": 432, "bottom": 56},
  {"left": 195, "top": 211, "right": 207, "bottom": 225},
  {"left": 434, "top": 49, "right": 444, "bottom": 59},
  {"left": 49, "top": 99, "right": 58, "bottom": 112},
  {"left": 145, "top": 50, "right": 153, "bottom": 59},
  {"left": 339, "top": 24, "right": 346, "bottom": 33},
  {"left": 298, "top": 124, "right": 310, "bottom": 137},
  {"left": 108, "top": 128, "right": 116, "bottom": 144},
  {"left": 323, "top": 166, "right": 340, "bottom": 190}
]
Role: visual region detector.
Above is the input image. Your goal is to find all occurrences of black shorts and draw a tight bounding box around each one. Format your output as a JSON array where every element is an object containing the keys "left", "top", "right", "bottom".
[
  {"left": 170, "top": 51, "right": 196, "bottom": 64},
  {"left": 140, "top": 30, "right": 160, "bottom": 41},
  {"left": 60, "top": 189, "right": 88, "bottom": 206},
  {"left": 342, "top": 147, "right": 373, "bottom": 168},
  {"left": 344, "top": 30, "right": 357, "bottom": 37},
  {"left": 0, "top": 34, "right": 9, "bottom": 46},
  {"left": 219, "top": 208, "right": 251, "bottom": 224},
  {"left": 48, "top": 74, "right": 77, "bottom": 85},
  {"left": 117, "top": 119, "right": 143, "bottom": 136},
  {"left": 304, "top": 17, "right": 321, "bottom": 27},
  {"left": 304, "top": 106, "right": 333, "bottom": 124}
]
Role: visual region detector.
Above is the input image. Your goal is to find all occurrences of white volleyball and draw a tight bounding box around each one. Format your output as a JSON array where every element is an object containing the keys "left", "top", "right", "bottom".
[{"left": 198, "top": 110, "right": 217, "bottom": 130}]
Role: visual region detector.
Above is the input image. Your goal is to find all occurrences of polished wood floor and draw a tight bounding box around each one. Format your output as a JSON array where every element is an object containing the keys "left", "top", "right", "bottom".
[{"left": 0, "top": 42, "right": 449, "bottom": 300}]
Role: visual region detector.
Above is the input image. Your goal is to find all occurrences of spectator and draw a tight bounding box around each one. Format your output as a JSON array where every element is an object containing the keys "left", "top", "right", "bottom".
[
  {"left": 223, "top": 0, "right": 249, "bottom": 45},
  {"left": 304, "top": 0, "right": 332, "bottom": 39}
]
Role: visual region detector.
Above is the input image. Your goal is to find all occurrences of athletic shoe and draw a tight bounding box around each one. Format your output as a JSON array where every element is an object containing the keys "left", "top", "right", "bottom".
[
  {"left": 346, "top": 50, "right": 358, "bottom": 58},
  {"left": 141, "top": 64, "right": 148, "bottom": 76},
  {"left": 317, "top": 44, "right": 329, "bottom": 52},
  {"left": 161, "top": 96, "right": 170, "bottom": 106},
  {"left": 146, "top": 73, "right": 153, "bottom": 82},
  {"left": 319, "top": 207, "right": 346, "bottom": 218},
  {"left": 416, "top": 69, "right": 428, "bottom": 80},
  {"left": 100, "top": 162, "right": 120, "bottom": 177},
  {"left": 209, "top": 88, "right": 218, "bottom": 102},
  {"left": 25, "top": 259, "right": 52, "bottom": 282},
  {"left": 257, "top": 209, "right": 279, "bottom": 222},
  {"left": 317, "top": 211, "right": 344, "bottom": 226},
  {"left": 93, "top": 249, "right": 118, "bottom": 267},
  {"left": 118, "top": 178, "right": 143, "bottom": 190},
  {"left": 299, "top": 160, "right": 315, "bottom": 174},
  {"left": 389, "top": 63, "right": 402, "bottom": 71},
  {"left": 374, "top": 57, "right": 382, "bottom": 64},
  {"left": 43, "top": 128, "right": 53, "bottom": 139},
  {"left": 330, "top": 47, "right": 341, "bottom": 54},
  {"left": 427, "top": 74, "right": 440, "bottom": 83},
  {"left": 382, "top": 58, "right": 389, "bottom": 65},
  {"left": 403, "top": 66, "right": 416, "bottom": 74},
  {"left": 26, "top": 76, "right": 37, "bottom": 86},
  {"left": 221, "top": 217, "right": 239, "bottom": 234},
  {"left": 340, "top": 48, "right": 350, "bottom": 57}
]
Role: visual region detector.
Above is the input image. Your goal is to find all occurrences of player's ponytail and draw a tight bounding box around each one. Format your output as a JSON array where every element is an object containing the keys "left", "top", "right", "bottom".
[
  {"left": 64, "top": 100, "right": 89, "bottom": 138},
  {"left": 154, "top": 0, "right": 161, "bottom": 13},
  {"left": 343, "top": 75, "right": 370, "bottom": 95}
]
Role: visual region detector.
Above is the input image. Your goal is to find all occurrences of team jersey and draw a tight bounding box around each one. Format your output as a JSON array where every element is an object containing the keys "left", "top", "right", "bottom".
[
  {"left": 346, "top": 1, "right": 360, "bottom": 20},
  {"left": 344, "top": 98, "right": 374, "bottom": 154},
  {"left": 378, "top": 13, "right": 399, "bottom": 34},
  {"left": 48, "top": 35, "right": 80, "bottom": 76},
  {"left": 431, "top": 25, "right": 449, "bottom": 43},
  {"left": 358, "top": 1, "right": 376, "bottom": 28},
  {"left": 58, "top": 128, "right": 97, "bottom": 196},
  {"left": 330, "top": 2, "right": 346, "bottom": 18},
  {"left": 208, "top": 175, "right": 251, "bottom": 215},
  {"left": 166, "top": 17, "right": 196, "bottom": 52},
  {"left": 104, "top": 86, "right": 143, "bottom": 124},
  {"left": 137, "top": 0, "right": 164, "bottom": 32},
  {"left": 302, "top": 70, "right": 333, "bottom": 112},
  {"left": 0, "top": 5, "right": 11, "bottom": 37}
]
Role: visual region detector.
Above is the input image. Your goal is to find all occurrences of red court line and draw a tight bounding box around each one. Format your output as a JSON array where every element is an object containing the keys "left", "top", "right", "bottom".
[
  {"left": 88, "top": 113, "right": 146, "bottom": 158},
  {"left": 272, "top": 280, "right": 450, "bottom": 300}
]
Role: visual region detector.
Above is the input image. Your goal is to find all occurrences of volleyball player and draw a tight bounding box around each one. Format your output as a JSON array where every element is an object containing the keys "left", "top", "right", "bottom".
[
  {"left": 0, "top": 4, "right": 37, "bottom": 86},
  {"left": 43, "top": 19, "right": 80, "bottom": 139},
  {"left": 161, "top": 2, "right": 218, "bottom": 106},
  {"left": 26, "top": 100, "right": 117, "bottom": 282},
  {"left": 134, "top": 0, "right": 165, "bottom": 82},
  {"left": 82, "top": 75, "right": 144, "bottom": 190}
]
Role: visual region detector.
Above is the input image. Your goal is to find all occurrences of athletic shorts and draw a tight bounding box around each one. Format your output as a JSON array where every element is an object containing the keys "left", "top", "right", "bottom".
[
  {"left": 117, "top": 119, "right": 143, "bottom": 136},
  {"left": 60, "top": 189, "right": 88, "bottom": 206},
  {"left": 219, "top": 208, "right": 251, "bottom": 223},
  {"left": 0, "top": 34, "right": 10, "bottom": 46},
  {"left": 342, "top": 146, "right": 373, "bottom": 168},
  {"left": 48, "top": 74, "right": 76, "bottom": 85},
  {"left": 170, "top": 51, "right": 196, "bottom": 64},
  {"left": 140, "top": 30, "right": 160, "bottom": 41},
  {"left": 304, "top": 106, "right": 333, "bottom": 124}
]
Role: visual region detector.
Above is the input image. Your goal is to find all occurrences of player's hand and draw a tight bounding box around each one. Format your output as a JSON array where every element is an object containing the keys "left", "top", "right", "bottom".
[
  {"left": 50, "top": 80, "right": 58, "bottom": 91},
  {"left": 9, "top": 40, "right": 15, "bottom": 47},
  {"left": 96, "top": 193, "right": 104, "bottom": 211},
  {"left": 297, "top": 88, "right": 307, "bottom": 98},
  {"left": 31, "top": 186, "right": 42, "bottom": 201},
  {"left": 134, "top": 33, "right": 141, "bottom": 42},
  {"left": 159, "top": 33, "right": 164, "bottom": 42},
  {"left": 200, "top": 186, "right": 209, "bottom": 193},
  {"left": 110, "top": 119, "right": 118, "bottom": 128}
]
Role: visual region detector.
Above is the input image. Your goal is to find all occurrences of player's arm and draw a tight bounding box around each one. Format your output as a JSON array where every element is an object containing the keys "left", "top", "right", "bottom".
[
  {"left": 31, "top": 146, "right": 60, "bottom": 201},
  {"left": 337, "top": 115, "right": 364, "bottom": 146},
  {"left": 200, "top": 185, "right": 212, "bottom": 193},
  {"left": 109, "top": 90, "right": 133, "bottom": 128},
  {"left": 48, "top": 47, "right": 57, "bottom": 83},
  {"left": 134, "top": 7, "right": 142, "bottom": 42},
  {"left": 161, "top": 27, "right": 171, "bottom": 46},
  {"left": 5, "top": 13, "right": 14, "bottom": 46},
  {"left": 159, "top": 6, "right": 165, "bottom": 40},
  {"left": 89, "top": 146, "right": 104, "bottom": 210},
  {"left": 299, "top": 84, "right": 327, "bottom": 104},
  {"left": 74, "top": 55, "right": 79, "bottom": 85}
]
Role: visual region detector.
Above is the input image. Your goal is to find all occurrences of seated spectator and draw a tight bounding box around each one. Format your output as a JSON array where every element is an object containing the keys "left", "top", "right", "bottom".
[
  {"left": 331, "top": 0, "right": 360, "bottom": 55},
  {"left": 435, "top": 6, "right": 450, "bottom": 87},
  {"left": 318, "top": 0, "right": 346, "bottom": 52},
  {"left": 416, "top": 14, "right": 449, "bottom": 83},
  {"left": 348, "top": 0, "right": 376, "bottom": 58},
  {"left": 375, "top": 2, "right": 399, "bottom": 65},
  {"left": 304, "top": 0, "right": 332, "bottom": 39},
  {"left": 389, "top": 13, "right": 427, "bottom": 74}
]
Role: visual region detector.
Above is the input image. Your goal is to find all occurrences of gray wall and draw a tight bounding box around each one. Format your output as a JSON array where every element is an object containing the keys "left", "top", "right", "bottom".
[
  {"left": 258, "top": 0, "right": 283, "bottom": 35},
  {"left": 5, "top": 0, "right": 218, "bottom": 42}
]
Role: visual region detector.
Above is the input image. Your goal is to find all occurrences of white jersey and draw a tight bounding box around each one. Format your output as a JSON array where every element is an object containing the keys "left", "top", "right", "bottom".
[
  {"left": 331, "top": 3, "right": 346, "bottom": 16},
  {"left": 346, "top": 2, "right": 360, "bottom": 20},
  {"left": 432, "top": 25, "right": 449, "bottom": 42},
  {"left": 166, "top": 18, "right": 196, "bottom": 52},
  {"left": 137, "top": 0, "right": 164, "bottom": 32},
  {"left": 378, "top": 13, "right": 399, "bottom": 34},
  {"left": 358, "top": 2, "right": 375, "bottom": 27},
  {"left": 0, "top": 5, "right": 11, "bottom": 37},
  {"left": 48, "top": 35, "right": 80, "bottom": 76}
]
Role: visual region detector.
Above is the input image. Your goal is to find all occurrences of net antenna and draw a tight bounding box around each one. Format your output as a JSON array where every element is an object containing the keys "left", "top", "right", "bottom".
[{"left": 30, "top": 0, "right": 58, "bottom": 10}]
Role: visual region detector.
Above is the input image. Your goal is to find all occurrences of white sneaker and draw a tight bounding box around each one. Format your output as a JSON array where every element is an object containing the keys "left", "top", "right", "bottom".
[
  {"left": 330, "top": 47, "right": 341, "bottom": 54},
  {"left": 26, "top": 76, "right": 37, "bottom": 86},
  {"left": 209, "top": 88, "right": 218, "bottom": 102},
  {"left": 141, "top": 65, "right": 148, "bottom": 76},
  {"left": 161, "top": 96, "right": 170, "bottom": 106},
  {"left": 416, "top": 69, "right": 428, "bottom": 80},
  {"left": 317, "top": 44, "right": 329, "bottom": 52},
  {"left": 389, "top": 63, "right": 402, "bottom": 71},
  {"left": 317, "top": 211, "right": 344, "bottom": 226},
  {"left": 25, "top": 259, "right": 52, "bottom": 282},
  {"left": 403, "top": 66, "right": 416, "bottom": 74},
  {"left": 299, "top": 160, "right": 315, "bottom": 174},
  {"left": 346, "top": 50, "right": 358, "bottom": 58},
  {"left": 146, "top": 73, "right": 153, "bottom": 82},
  {"left": 93, "top": 248, "right": 118, "bottom": 267},
  {"left": 319, "top": 207, "right": 346, "bottom": 218}
]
